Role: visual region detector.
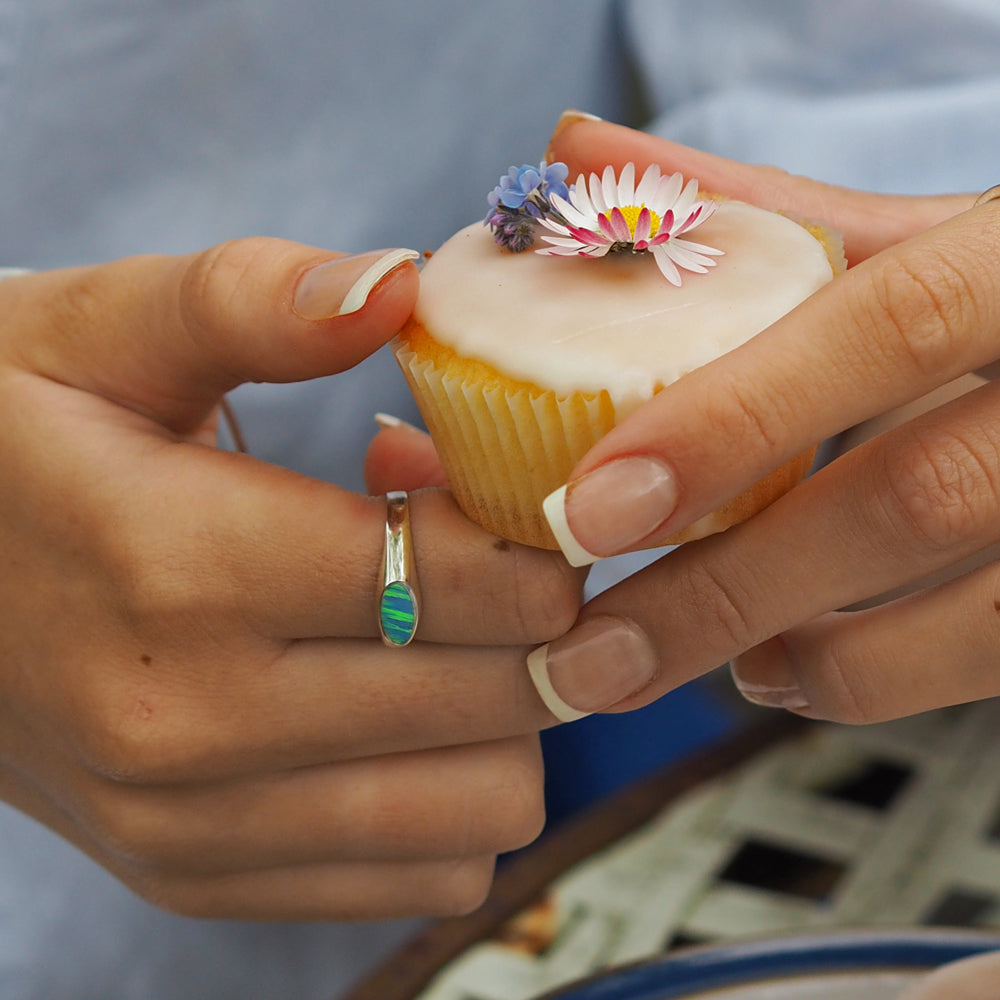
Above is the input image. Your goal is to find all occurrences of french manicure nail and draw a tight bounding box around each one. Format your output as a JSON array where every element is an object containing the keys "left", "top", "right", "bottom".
[
  {"left": 729, "top": 649, "right": 809, "bottom": 710},
  {"left": 293, "top": 248, "right": 419, "bottom": 321},
  {"left": 545, "top": 109, "right": 603, "bottom": 161},
  {"left": 527, "top": 616, "right": 658, "bottom": 723},
  {"left": 374, "top": 412, "right": 421, "bottom": 432},
  {"left": 730, "top": 676, "right": 810, "bottom": 710},
  {"left": 543, "top": 456, "right": 679, "bottom": 566}
]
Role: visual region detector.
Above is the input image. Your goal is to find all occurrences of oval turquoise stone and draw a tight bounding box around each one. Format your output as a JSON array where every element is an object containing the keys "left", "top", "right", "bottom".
[{"left": 379, "top": 582, "right": 417, "bottom": 646}]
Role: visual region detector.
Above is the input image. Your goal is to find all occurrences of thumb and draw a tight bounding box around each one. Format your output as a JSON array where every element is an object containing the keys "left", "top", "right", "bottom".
[
  {"left": 546, "top": 114, "right": 971, "bottom": 266},
  {"left": 2, "top": 239, "right": 419, "bottom": 435}
]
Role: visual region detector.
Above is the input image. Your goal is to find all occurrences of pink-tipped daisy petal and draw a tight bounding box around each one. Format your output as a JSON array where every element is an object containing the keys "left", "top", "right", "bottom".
[
  {"left": 671, "top": 179, "right": 701, "bottom": 226},
  {"left": 607, "top": 208, "right": 633, "bottom": 243},
  {"left": 538, "top": 238, "right": 588, "bottom": 251},
  {"left": 595, "top": 213, "right": 617, "bottom": 243},
  {"left": 550, "top": 193, "right": 601, "bottom": 232},
  {"left": 568, "top": 226, "right": 605, "bottom": 249},
  {"left": 633, "top": 206, "right": 653, "bottom": 243},
  {"left": 535, "top": 162, "right": 723, "bottom": 283},
  {"left": 678, "top": 201, "right": 718, "bottom": 235}
]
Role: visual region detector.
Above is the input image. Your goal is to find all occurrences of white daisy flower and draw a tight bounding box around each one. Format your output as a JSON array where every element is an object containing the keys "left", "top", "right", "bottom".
[{"left": 537, "top": 162, "right": 724, "bottom": 285}]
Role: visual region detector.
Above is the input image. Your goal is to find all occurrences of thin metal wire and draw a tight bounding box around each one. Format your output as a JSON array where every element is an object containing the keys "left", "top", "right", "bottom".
[{"left": 220, "top": 397, "right": 249, "bottom": 454}]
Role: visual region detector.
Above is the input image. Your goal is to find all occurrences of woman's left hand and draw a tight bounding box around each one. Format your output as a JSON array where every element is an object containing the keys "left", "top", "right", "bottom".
[{"left": 528, "top": 115, "right": 1000, "bottom": 726}]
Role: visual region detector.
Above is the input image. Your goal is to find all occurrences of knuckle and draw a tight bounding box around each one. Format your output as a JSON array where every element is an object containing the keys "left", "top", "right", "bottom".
[
  {"left": 71, "top": 677, "right": 205, "bottom": 785},
  {"left": 420, "top": 741, "right": 545, "bottom": 857},
  {"left": 99, "top": 516, "right": 230, "bottom": 642},
  {"left": 45, "top": 266, "right": 108, "bottom": 333},
  {"left": 110, "top": 547, "right": 193, "bottom": 625},
  {"left": 79, "top": 787, "right": 179, "bottom": 868},
  {"left": 177, "top": 242, "right": 239, "bottom": 343},
  {"left": 181, "top": 238, "right": 270, "bottom": 309},
  {"left": 880, "top": 425, "right": 1000, "bottom": 552},
  {"left": 32, "top": 262, "right": 140, "bottom": 366},
  {"left": 479, "top": 544, "right": 581, "bottom": 643},
  {"left": 810, "top": 636, "right": 884, "bottom": 725},
  {"left": 680, "top": 560, "right": 760, "bottom": 655},
  {"left": 424, "top": 492, "right": 582, "bottom": 643},
  {"left": 513, "top": 553, "right": 583, "bottom": 640},
  {"left": 124, "top": 874, "right": 216, "bottom": 919},
  {"left": 36, "top": 256, "right": 162, "bottom": 356},
  {"left": 177, "top": 237, "right": 275, "bottom": 362},
  {"left": 863, "top": 247, "right": 977, "bottom": 380},
  {"left": 487, "top": 753, "right": 546, "bottom": 852},
  {"left": 73, "top": 707, "right": 164, "bottom": 784},
  {"left": 95, "top": 505, "right": 200, "bottom": 619},
  {"left": 707, "top": 372, "right": 783, "bottom": 455},
  {"left": 427, "top": 857, "right": 496, "bottom": 917},
  {"left": 124, "top": 859, "right": 500, "bottom": 921}
]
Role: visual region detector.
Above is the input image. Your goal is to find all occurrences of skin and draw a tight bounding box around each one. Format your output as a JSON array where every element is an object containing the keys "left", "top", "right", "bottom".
[
  {"left": 0, "top": 239, "right": 583, "bottom": 920},
  {"left": 897, "top": 951, "right": 1000, "bottom": 999},
  {"left": 537, "top": 116, "right": 1000, "bottom": 724}
]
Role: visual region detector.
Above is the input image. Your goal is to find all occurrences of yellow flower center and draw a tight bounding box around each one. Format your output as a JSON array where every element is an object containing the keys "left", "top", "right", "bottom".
[{"left": 618, "top": 204, "right": 661, "bottom": 239}]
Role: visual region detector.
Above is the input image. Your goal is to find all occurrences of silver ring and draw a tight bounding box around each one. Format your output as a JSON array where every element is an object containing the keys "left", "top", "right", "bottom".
[
  {"left": 378, "top": 491, "right": 420, "bottom": 647},
  {"left": 974, "top": 184, "right": 1000, "bottom": 208}
]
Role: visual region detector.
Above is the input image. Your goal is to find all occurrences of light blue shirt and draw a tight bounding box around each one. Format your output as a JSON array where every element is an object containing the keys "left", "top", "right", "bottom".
[{"left": 1, "top": 2, "right": 998, "bottom": 997}]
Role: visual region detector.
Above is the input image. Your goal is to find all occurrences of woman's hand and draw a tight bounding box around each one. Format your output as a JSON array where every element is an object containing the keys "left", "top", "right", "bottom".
[
  {"left": 898, "top": 950, "right": 1000, "bottom": 999},
  {"left": 0, "top": 240, "right": 582, "bottom": 920},
  {"left": 530, "top": 114, "right": 1000, "bottom": 725}
]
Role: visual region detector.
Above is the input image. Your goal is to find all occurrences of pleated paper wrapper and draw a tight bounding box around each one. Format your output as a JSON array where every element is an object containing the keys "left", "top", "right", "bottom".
[{"left": 393, "top": 325, "right": 815, "bottom": 551}]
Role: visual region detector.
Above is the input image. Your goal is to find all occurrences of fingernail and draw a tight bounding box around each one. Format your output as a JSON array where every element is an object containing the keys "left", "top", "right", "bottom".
[
  {"left": 543, "top": 456, "right": 679, "bottom": 566},
  {"left": 293, "top": 248, "right": 419, "bottom": 320},
  {"left": 730, "top": 642, "right": 809, "bottom": 710},
  {"left": 545, "top": 109, "right": 603, "bottom": 161},
  {"left": 374, "top": 412, "right": 422, "bottom": 432},
  {"left": 527, "top": 616, "right": 658, "bottom": 723}
]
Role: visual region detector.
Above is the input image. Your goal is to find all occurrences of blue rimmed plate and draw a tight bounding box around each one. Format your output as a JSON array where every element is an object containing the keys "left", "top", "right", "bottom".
[{"left": 538, "top": 929, "right": 1000, "bottom": 1000}]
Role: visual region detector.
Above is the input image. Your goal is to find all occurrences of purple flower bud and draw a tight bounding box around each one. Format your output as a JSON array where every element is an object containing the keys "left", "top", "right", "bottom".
[{"left": 492, "top": 212, "right": 537, "bottom": 252}]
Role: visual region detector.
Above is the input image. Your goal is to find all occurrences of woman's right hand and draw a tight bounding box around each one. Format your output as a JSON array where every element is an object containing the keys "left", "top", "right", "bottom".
[
  {"left": 0, "top": 240, "right": 582, "bottom": 921},
  {"left": 531, "top": 115, "right": 1000, "bottom": 728}
]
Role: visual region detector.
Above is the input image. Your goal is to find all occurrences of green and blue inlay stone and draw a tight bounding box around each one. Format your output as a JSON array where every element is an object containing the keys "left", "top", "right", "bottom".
[{"left": 379, "top": 582, "right": 418, "bottom": 646}]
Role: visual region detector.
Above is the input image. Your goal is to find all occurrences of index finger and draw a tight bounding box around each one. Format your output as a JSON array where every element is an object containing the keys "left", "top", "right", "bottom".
[
  {"left": 543, "top": 196, "right": 1000, "bottom": 564},
  {"left": 546, "top": 115, "right": 969, "bottom": 264}
]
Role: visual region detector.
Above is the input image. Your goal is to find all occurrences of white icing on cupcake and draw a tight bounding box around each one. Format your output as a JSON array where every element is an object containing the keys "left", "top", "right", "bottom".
[{"left": 415, "top": 201, "right": 834, "bottom": 417}]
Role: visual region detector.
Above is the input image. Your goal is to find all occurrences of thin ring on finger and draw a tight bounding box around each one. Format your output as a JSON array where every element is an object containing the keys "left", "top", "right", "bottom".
[{"left": 378, "top": 490, "right": 420, "bottom": 647}]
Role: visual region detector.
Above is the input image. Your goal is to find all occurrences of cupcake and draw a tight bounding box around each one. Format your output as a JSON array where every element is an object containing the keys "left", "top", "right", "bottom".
[{"left": 393, "top": 160, "right": 844, "bottom": 551}]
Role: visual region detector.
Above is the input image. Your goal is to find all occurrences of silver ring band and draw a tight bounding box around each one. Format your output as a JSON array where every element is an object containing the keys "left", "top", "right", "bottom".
[{"left": 378, "top": 491, "right": 420, "bottom": 647}]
